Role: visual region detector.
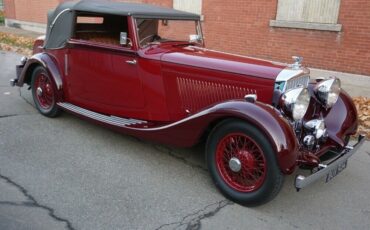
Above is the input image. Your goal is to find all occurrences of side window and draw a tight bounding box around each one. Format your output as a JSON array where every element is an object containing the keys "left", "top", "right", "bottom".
[{"left": 73, "top": 13, "right": 130, "bottom": 47}]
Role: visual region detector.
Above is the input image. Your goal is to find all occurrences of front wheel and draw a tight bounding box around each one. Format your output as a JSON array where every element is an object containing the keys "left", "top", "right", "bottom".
[
  {"left": 206, "top": 120, "right": 284, "bottom": 206},
  {"left": 31, "top": 66, "right": 61, "bottom": 117}
]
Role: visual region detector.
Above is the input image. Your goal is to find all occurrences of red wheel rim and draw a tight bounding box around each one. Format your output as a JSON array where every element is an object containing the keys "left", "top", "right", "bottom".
[
  {"left": 215, "top": 133, "right": 267, "bottom": 192},
  {"left": 34, "top": 73, "right": 54, "bottom": 110}
]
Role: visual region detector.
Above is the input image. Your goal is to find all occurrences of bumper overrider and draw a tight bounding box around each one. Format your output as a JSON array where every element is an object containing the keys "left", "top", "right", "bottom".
[
  {"left": 295, "top": 134, "right": 366, "bottom": 191},
  {"left": 10, "top": 56, "right": 28, "bottom": 87}
]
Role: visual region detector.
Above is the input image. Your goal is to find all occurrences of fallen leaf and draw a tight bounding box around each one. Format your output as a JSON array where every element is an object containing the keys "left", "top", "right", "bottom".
[{"left": 353, "top": 96, "right": 370, "bottom": 139}]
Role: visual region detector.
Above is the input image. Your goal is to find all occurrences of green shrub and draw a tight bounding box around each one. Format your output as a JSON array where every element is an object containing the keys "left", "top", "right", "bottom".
[{"left": 0, "top": 11, "right": 4, "bottom": 25}]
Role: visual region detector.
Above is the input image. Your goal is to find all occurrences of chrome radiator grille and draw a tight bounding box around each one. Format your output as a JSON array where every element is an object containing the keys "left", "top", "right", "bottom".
[{"left": 285, "top": 75, "right": 310, "bottom": 91}]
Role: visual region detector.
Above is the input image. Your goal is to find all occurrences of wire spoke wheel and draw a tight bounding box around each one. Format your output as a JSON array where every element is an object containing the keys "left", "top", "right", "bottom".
[
  {"left": 31, "top": 66, "right": 61, "bottom": 117},
  {"left": 34, "top": 73, "right": 55, "bottom": 110},
  {"left": 206, "top": 120, "right": 284, "bottom": 206},
  {"left": 216, "top": 133, "right": 267, "bottom": 192}
]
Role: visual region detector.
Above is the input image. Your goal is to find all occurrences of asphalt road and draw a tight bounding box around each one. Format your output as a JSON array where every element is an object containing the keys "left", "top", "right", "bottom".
[{"left": 0, "top": 51, "right": 370, "bottom": 230}]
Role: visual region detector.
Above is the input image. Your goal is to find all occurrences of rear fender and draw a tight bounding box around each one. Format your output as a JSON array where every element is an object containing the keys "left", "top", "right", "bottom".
[{"left": 17, "top": 53, "right": 63, "bottom": 100}]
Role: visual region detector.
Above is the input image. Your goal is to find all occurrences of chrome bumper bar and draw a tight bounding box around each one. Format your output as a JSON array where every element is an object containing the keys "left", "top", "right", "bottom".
[{"left": 295, "top": 135, "right": 366, "bottom": 190}]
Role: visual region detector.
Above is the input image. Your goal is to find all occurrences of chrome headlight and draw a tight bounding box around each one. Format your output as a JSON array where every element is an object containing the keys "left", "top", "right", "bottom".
[
  {"left": 280, "top": 87, "right": 311, "bottom": 121},
  {"left": 314, "top": 78, "right": 341, "bottom": 108}
]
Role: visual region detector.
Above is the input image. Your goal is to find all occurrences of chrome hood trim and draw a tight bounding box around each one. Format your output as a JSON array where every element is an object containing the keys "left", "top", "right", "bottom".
[
  {"left": 276, "top": 67, "right": 310, "bottom": 82},
  {"left": 275, "top": 67, "right": 310, "bottom": 92}
]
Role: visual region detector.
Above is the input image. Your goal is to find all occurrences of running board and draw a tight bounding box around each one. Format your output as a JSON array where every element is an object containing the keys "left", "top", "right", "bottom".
[{"left": 57, "top": 102, "right": 147, "bottom": 127}]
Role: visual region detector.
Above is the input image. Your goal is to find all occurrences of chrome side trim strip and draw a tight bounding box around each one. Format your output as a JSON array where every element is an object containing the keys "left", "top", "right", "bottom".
[
  {"left": 188, "top": 46, "right": 287, "bottom": 66},
  {"left": 64, "top": 54, "right": 69, "bottom": 76},
  {"left": 295, "top": 135, "right": 366, "bottom": 190},
  {"left": 58, "top": 101, "right": 245, "bottom": 132},
  {"left": 57, "top": 102, "right": 147, "bottom": 127},
  {"left": 58, "top": 102, "right": 213, "bottom": 132}
]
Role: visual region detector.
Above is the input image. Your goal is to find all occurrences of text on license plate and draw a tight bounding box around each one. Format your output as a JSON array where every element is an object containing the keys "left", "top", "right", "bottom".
[{"left": 325, "top": 160, "right": 348, "bottom": 183}]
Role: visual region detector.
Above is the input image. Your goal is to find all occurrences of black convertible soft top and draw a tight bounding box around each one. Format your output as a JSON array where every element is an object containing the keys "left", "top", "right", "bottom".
[
  {"left": 44, "top": 0, "right": 200, "bottom": 49},
  {"left": 72, "top": 0, "right": 200, "bottom": 19}
]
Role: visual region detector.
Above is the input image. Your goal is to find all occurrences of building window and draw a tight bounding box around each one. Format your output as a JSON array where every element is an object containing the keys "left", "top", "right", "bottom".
[
  {"left": 270, "top": 0, "right": 342, "bottom": 32},
  {"left": 173, "top": 0, "right": 202, "bottom": 16}
]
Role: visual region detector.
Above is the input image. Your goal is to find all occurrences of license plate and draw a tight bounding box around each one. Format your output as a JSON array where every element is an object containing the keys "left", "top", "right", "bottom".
[{"left": 325, "top": 160, "right": 348, "bottom": 183}]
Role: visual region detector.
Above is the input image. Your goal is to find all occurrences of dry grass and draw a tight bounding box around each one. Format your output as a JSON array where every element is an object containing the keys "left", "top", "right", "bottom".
[
  {"left": 0, "top": 32, "right": 34, "bottom": 49},
  {"left": 0, "top": 10, "right": 4, "bottom": 24},
  {"left": 0, "top": 32, "right": 33, "bottom": 55}
]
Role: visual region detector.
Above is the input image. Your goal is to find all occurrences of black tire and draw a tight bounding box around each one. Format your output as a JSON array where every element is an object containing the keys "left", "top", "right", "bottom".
[
  {"left": 31, "top": 66, "right": 61, "bottom": 117},
  {"left": 206, "top": 119, "right": 284, "bottom": 206}
]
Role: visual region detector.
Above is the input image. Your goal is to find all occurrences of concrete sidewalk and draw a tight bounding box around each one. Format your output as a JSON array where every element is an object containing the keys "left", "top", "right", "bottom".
[
  {"left": 0, "top": 25, "right": 42, "bottom": 38},
  {"left": 1, "top": 25, "right": 369, "bottom": 97},
  {"left": 310, "top": 68, "right": 370, "bottom": 97}
]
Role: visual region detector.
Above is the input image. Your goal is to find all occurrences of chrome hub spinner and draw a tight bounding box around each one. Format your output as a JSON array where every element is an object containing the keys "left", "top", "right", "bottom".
[
  {"left": 36, "top": 87, "right": 43, "bottom": 96},
  {"left": 303, "top": 135, "right": 315, "bottom": 150},
  {"left": 229, "top": 157, "right": 242, "bottom": 172}
]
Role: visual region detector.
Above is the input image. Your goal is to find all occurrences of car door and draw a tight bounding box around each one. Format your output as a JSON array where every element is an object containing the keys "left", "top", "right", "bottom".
[{"left": 65, "top": 14, "right": 145, "bottom": 117}]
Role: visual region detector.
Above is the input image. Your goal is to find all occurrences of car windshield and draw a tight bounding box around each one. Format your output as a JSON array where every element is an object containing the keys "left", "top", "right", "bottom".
[{"left": 135, "top": 18, "right": 202, "bottom": 47}]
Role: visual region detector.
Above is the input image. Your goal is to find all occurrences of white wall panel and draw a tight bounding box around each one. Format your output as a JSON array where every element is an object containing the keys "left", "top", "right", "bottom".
[
  {"left": 173, "top": 0, "right": 202, "bottom": 15},
  {"left": 276, "top": 0, "right": 341, "bottom": 24}
]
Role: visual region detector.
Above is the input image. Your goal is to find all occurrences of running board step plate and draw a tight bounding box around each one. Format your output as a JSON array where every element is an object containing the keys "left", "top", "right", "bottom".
[{"left": 57, "top": 102, "right": 147, "bottom": 127}]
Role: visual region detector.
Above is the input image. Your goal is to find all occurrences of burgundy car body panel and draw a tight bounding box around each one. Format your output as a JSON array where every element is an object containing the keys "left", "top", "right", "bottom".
[
  {"left": 16, "top": 52, "right": 64, "bottom": 100},
  {"left": 137, "top": 43, "right": 280, "bottom": 120},
  {"left": 304, "top": 84, "right": 359, "bottom": 150},
  {"left": 15, "top": 14, "right": 359, "bottom": 176},
  {"left": 63, "top": 100, "right": 298, "bottom": 174},
  {"left": 160, "top": 61, "right": 276, "bottom": 120},
  {"left": 32, "top": 35, "right": 45, "bottom": 54},
  {"left": 324, "top": 90, "right": 358, "bottom": 147},
  {"left": 161, "top": 46, "right": 284, "bottom": 80},
  {"left": 65, "top": 42, "right": 146, "bottom": 117}
]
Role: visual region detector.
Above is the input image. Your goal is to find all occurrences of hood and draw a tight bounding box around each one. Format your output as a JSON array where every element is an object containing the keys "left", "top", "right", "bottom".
[{"left": 160, "top": 45, "right": 286, "bottom": 80}]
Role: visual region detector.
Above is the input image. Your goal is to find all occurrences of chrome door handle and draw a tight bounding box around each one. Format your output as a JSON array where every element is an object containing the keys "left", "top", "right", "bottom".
[{"left": 126, "top": 59, "right": 137, "bottom": 65}]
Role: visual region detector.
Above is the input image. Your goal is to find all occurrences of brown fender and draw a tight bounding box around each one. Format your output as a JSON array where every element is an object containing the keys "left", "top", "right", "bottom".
[{"left": 17, "top": 53, "right": 63, "bottom": 100}]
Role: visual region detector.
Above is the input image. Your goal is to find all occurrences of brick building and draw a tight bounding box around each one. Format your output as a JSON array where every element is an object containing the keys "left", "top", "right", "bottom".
[{"left": 3, "top": 0, "right": 370, "bottom": 76}]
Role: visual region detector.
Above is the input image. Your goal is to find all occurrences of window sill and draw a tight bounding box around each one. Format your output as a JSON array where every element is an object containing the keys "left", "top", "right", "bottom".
[{"left": 269, "top": 20, "right": 342, "bottom": 32}]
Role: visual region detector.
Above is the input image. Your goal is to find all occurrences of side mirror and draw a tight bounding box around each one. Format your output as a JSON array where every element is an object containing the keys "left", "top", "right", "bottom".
[
  {"left": 120, "top": 32, "right": 128, "bottom": 45},
  {"left": 120, "top": 32, "right": 133, "bottom": 47},
  {"left": 189, "top": 34, "right": 202, "bottom": 43}
]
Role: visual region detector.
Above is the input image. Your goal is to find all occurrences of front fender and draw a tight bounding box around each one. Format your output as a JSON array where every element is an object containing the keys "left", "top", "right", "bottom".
[
  {"left": 17, "top": 53, "right": 63, "bottom": 98},
  {"left": 324, "top": 90, "right": 358, "bottom": 147},
  {"left": 122, "top": 100, "right": 298, "bottom": 174},
  {"left": 209, "top": 101, "right": 299, "bottom": 174}
]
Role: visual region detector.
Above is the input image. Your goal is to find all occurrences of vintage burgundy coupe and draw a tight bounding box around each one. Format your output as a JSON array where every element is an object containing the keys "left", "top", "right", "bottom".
[{"left": 11, "top": 0, "right": 365, "bottom": 206}]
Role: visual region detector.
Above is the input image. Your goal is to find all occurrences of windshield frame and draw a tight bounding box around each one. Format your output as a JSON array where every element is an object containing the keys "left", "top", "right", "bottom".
[{"left": 133, "top": 17, "right": 204, "bottom": 48}]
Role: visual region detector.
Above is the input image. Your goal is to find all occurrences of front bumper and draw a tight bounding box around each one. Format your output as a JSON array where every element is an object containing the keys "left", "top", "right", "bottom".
[{"left": 295, "top": 134, "right": 366, "bottom": 190}]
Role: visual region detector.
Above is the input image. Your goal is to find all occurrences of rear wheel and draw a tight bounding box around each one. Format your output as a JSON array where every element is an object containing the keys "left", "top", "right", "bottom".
[
  {"left": 206, "top": 120, "right": 284, "bottom": 206},
  {"left": 31, "top": 66, "right": 61, "bottom": 117}
]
